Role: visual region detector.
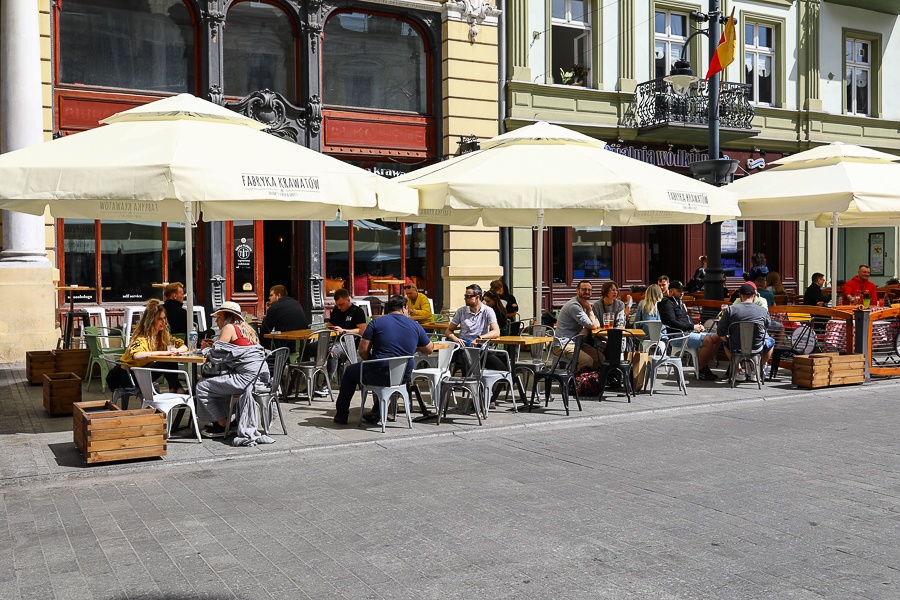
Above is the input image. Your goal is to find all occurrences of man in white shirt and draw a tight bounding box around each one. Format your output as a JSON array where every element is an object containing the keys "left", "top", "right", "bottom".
[{"left": 446, "top": 284, "right": 504, "bottom": 373}]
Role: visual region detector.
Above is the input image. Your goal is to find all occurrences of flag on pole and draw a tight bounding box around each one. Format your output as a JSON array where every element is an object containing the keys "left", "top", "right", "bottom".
[{"left": 705, "top": 8, "right": 736, "bottom": 80}]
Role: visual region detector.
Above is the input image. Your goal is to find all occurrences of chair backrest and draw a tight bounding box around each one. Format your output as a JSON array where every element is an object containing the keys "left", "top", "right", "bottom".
[
  {"left": 550, "top": 334, "right": 585, "bottom": 376},
  {"left": 436, "top": 344, "right": 458, "bottom": 372},
  {"left": 130, "top": 367, "right": 158, "bottom": 401},
  {"left": 360, "top": 356, "right": 414, "bottom": 387},
  {"left": 603, "top": 329, "right": 630, "bottom": 366},
  {"left": 427, "top": 296, "right": 435, "bottom": 318},
  {"left": 508, "top": 320, "right": 525, "bottom": 336},
  {"left": 307, "top": 330, "right": 333, "bottom": 366},
  {"left": 459, "top": 346, "right": 486, "bottom": 380},
  {"left": 523, "top": 324, "right": 554, "bottom": 360},
  {"left": 484, "top": 344, "right": 512, "bottom": 373},
  {"left": 634, "top": 320, "right": 663, "bottom": 342},
  {"left": 266, "top": 347, "right": 290, "bottom": 395},
  {"left": 84, "top": 326, "right": 125, "bottom": 353},
  {"left": 790, "top": 324, "right": 817, "bottom": 354},
  {"left": 729, "top": 321, "right": 766, "bottom": 356},
  {"left": 354, "top": 300, "right": 372, "bottom": 318},
  {"left": 340, "top": 333, "right": 361, "bottom": 365}
]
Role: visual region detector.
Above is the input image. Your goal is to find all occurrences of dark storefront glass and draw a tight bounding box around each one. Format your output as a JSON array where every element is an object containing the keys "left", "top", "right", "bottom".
[
  {"left": 325, "top": 220, "right": 350, "bottom": 285},
  {"left": 353, "top": 220, "right": 401, "bottom": 284},
  {"left": 100, "top": 221, "right": 162, "bottom": 302},
  {"left": 63, "top": 220, "right": 98, "bottom": 303},
  {"left": 571, "top": 227, "right": 613, "bottom": 280},
  {"left": 720, "top": 220, "right": 745, "bottom": 277},
  {"left": 224, "top": 2, "right": 296, "bottom": 99},
  {"left": 59, "top": 0, "right": 194, "bottom": 93},
  {"left": 406, "top": 223, "right": 428, "bottom": 288},
  {"left": 322, "top": 12, "right": 427, "bottom": 113},
  {"left": 167, "top": 222, "right": 186, "bottom": 286},
  {"left": 233, "top": 221, "right": 255, "bottom": 295}
]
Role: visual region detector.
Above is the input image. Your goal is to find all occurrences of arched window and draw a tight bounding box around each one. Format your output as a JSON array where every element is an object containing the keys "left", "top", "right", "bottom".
[
  {"left": 323, "top": 12, "right": 428, "bottom": 113},
  {"left": 59, "top": 0, "right": 195, "bottom": 93},
  {"left": 224, "top": 1, "right": 297, "bottom": 99}
]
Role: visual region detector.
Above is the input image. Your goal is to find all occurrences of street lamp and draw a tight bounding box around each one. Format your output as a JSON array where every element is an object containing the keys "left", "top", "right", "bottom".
[{"left": 663, "top": 0, "right": 738, "bottom": 302}]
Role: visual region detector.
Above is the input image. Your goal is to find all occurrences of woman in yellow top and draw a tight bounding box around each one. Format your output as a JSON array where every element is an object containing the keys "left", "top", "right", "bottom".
[{"left": 121, "top": 299, "right": 188, "bottom": 393}]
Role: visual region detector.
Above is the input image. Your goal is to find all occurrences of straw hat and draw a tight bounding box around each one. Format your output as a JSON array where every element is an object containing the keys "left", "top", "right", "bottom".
[{"left": 211, "top": 301, "right": 243, "bottom": 320}]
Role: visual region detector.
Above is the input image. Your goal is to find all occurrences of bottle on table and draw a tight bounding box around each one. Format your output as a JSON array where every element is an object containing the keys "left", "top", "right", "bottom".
[{"left": 188, "top": 326, "right": 198, "bottom": 351}]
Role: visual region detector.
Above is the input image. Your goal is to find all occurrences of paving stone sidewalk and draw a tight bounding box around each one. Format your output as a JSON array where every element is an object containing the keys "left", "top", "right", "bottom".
[{"left": 1, "top": 361, "right": 894, "bottom": 484}]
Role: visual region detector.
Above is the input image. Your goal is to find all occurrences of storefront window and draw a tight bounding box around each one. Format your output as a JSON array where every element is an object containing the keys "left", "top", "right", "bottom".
[
  {"left": 406, "top": 223, "right": 427, "bottom": 289},
  {"left": 59, "top": 0, "right": 195, "bottom": 93},
  {"left": 167, "top": 223, "right": 186, "bottom": 286},
  {"left": 63, "top": 220, "right": 98, "bottom": 303},
  {"left": 354, "top": 220, "right": 401, "bottom": 290},
  {"left": 224, "top": 1, "right": 297, "bottom": 99},
  {"left": 233, "top": 221, "right": 255, "bottom": 294},
  {"left": 571, "top": 227, "right": 613, "bottom": 280},
  {"left": 720, "top": 220, "right": 745, "bottom": 277},
  {"left": 323, "top": 12, "right": 428, "bottom": 113},
  {"left": 101, "top": 222, "right": 162, "bottom": 302}
]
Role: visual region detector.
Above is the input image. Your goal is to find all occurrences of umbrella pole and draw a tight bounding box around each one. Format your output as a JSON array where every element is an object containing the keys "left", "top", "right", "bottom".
[
  {"left": 185, "top": 203, "right": 195, "bottom": 351},
  {"left": 831, "top": 211, "right": 839, "bottom": 305},
  {"left": 535, "top": 209, "right": 545, "bottom": 322}
]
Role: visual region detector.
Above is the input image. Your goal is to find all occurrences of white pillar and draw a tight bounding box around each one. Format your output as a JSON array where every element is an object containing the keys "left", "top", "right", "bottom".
[{"left": 1, "top": 0, "right": 50, "bottom": 264}]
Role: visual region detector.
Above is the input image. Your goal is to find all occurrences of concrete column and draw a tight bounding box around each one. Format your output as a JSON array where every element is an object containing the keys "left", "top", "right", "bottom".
[
  {"left": 508, "top": 0, "right": 530, "bottom": 81},
  {"left": 1, "top": 0, "right": 50, "bottom": 264},
  {"left": 617, "top": 0, "right": 636, "bottom": 92},
  {"left": 0, "top": 0, "right": 59, "bottom": 361},
  {"left": 798, "top": 0, "right": 822, "bottom": 112}
]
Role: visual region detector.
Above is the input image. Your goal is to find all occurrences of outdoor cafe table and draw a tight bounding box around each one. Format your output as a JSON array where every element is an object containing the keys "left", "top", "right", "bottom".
[
  {"left": 592, "top": 328, "right": 646, "bottom": 338},
  {"left": 371, "top": 278, "right": 405, "bottom": 295},
  {"left": 56, "top": 285, "right": 110, "bottom": 348},
  {"left": 420, "top": 322, "right": 450, "bottom": 333}
]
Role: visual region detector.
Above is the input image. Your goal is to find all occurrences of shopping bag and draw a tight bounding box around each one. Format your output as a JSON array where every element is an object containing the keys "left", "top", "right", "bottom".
[{"left": 629, "top": 351, "right": 650, "bottom": 392}]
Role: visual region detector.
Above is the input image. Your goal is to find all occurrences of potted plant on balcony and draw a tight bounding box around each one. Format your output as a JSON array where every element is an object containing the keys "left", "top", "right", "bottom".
[{"left": 559, "top": 64, "right": 589, "bottom": 86}]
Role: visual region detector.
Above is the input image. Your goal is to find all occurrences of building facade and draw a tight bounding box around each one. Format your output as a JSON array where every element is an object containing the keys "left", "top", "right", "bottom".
[
  {"left": 0, "top": 0, "right": 504, "bottom": 360},
  {"left": 504, "top": 0, "right": 900, "bottom": 315}
]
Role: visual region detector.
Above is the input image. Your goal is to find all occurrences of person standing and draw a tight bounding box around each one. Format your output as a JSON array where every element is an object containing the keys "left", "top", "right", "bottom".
[
  {"left": 743, "top": 252, "right": 769, "bottom": 282},
  {"left": 404, "top": 284, "right": 433, "bottom": 323},
  {"left": 162, "top": 281, "right": 188, "bottom": 336},
  {"left": 483, "top": 290, "right": 508, "bottom": 332},
  {"left": 685, "top": 256, "right": 707, "bottom": 294},
  {"left": 333, "top": 295, "right": 433, "bottom": 424}
]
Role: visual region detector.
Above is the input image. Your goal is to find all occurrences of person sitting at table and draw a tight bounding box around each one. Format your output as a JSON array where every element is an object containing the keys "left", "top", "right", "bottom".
[
  {"left": 632, "top": 284, "right": 666, "bottom": 339},
  {"left": 658, "top": 281, "right": 718, "bottom": 381},
  {"left": 120, "top": 299, "right": 188, "bottom": 394},
  {"left": 656, "top": 275, "right": 670, "bottom": 297},
  {"left": 259, "top": 285, "right": 309, "bottom": 350},
  {"left": 765, "top": 271, "right": 786, "bottom": 296},
  {"left": 327, "top": 288, "right": 368, "bottom": 380},
  {"left": 162, "top": 281, "right": 188, "bottom": 336},
  {"left": 717, "top": 283, "right": 775, "bottom": 379},
  {"left": 490, "top": 279, "right": 519, "bottom": 320},
  {"left": 333, "top": 295, "right": 433, "bottom": 425},
  {"left": 592, "top": 281, "right": 627, "bottom": 329},
  {"left": 446, "top": 284, "right": 505, "bottom": 375},
  {"left": 483, "top": 290, "right": 508, "bottom": 333},
  {"left": 404, "top": 284, "right": 433, "bottom": 323},
  {"left": 730, "top": 280, "right": 768, "bottom": 308},
  {"left": 754, "top": 276, "right": 776, "bottom": 307},
  {"left": 842, "top": 264, "right": 878, "bottom": 305},
  {"left": 553, "top": 280, "right": 602, "bottom": 371},
  {"left": 196, "top": 301, "right": 269, "bottom": 440},
  {"left": 803, "top": 272, "right": 831, "bottom": 306}
]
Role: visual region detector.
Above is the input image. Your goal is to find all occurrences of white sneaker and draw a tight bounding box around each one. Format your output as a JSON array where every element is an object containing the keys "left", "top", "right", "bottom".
[{"left": 763, "top": 365, "right": 771, "bottom": 379}]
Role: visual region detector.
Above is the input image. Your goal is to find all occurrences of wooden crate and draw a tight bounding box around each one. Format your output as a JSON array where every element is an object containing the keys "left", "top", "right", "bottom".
[
  {"left": 73, "top": 401, "right": 167, "bottom": 464},
  {"left": 793, "top": 353, "right": 865, "bottom": 389},
  {"left": 53, "top": 348, "right": 90, "bottom": 378},
  {"left": 26, "top": 350, "right": 56, "bottom": 385},
  {"left": 43, "top": 372, "right": 82, "bottom": 416}
]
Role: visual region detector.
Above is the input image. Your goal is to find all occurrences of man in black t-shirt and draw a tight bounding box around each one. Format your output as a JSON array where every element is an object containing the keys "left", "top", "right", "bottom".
[
  {"left": 328, "top": 289, "right": 367, "bottom": 380},
  {"left": 260, "top": 285, "right": 309, "bottom": 351}
]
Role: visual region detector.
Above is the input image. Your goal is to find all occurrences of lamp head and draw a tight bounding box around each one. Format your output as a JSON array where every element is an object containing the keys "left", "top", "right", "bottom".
[{"left": 664, "top": 59, "right": 699, "bottom": 92}]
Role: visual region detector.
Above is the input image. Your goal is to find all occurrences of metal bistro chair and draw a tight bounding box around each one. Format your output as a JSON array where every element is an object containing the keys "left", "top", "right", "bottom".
[
  {"left": 335, "top": 332, "right": 361, "bottom": 383},
  {"left": 83, "top": 326, "right": 126, "bottom": 392},
  {"left": 633, "top": 320, "right": 665, "bottom": 354},
  {"left": 597, "top": 328, "right": 637, "bottom": 403},
  {"left": 437, "top": 346, "right": 486, "bottom": 425},
  {"left": 102, "top": 356, "right": 140, "bottom": 410},
  {"left": 410, "top": 343, "right": 459, "bottom": 416},
  {"left": 530, "top": 335, "right": 584, "bottom": 416},
  {"left": 481, "top": 344, "right": 517, "bottom": 416},
  {"left": 286, "top": 330, "right": 334, "bottom": 404},
  {"left": 644, "top": 332, "right": 690, "bottom": 396},
  {"left": 357, "top": 356, "right": 416, "bottom": 433},
  {"left": 727, "top": 321, "right": 768, "bottom": 389},
  {"left": 769, "top": 323, "right": 817, "bottom": 380},
  {"left": 131, "top": 367, "right": 202, "bottom": 442},
  {"left": 224, "top": 347, "right": 290, "bottom": 437},
  {"left": 513, "top": 325, "right": 555, "bottom": 404}
]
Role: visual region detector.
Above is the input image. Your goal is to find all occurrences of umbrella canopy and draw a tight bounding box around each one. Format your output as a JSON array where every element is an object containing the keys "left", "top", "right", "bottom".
[
  {"left": 392, "top": 121, "right": 740, "bottom": 316},
  {"left": 728, "top": 142, "right": 900, "bottom": 297},
  {"left": 0, "top": 93, "right": 417, "bottom": 222},
  {"left": 0, "top": 93, "right": 418, "bottom": 331}
]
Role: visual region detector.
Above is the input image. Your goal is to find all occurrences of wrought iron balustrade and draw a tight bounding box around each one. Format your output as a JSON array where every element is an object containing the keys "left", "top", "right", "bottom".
[{"left": 634, "top": 78, "right": 755, "bottom": 130}]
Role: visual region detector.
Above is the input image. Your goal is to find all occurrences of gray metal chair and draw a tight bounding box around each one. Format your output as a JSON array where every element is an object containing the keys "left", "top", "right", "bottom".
[
  {"left": 644, "top": 332, "right": 689, "bottom": 396},
  {"left": 513, "top": 325, "right": 554, "bottom": 404},
  {"left": 727, "top": 321, "right": 767, "bottom": 389},
  {"left": 530, "top": 335, "right": 584, "bottom": 415},
  {"left": 102, "top": 356, "right": 139, "bottom": 410},
  {"left": 286, "top": 330, "right": 334, "bottom": 404},
  {"left": 438, "top": 346, "right": 486, "bottom": 425},
  {"left": 253, "top": 347, "right": 291, "bottom": 435},
  {"left": 410, "top": 343, "right": 459, "bottom": 415},
  {"left": 633, "top": 320, "right": 665, "bottom": 353},
  {"left": 481, "top": 344, "right": 516, "bottom": 415},
  {"left": 357, "top": 356, "right": 416, "bottom": 433}
]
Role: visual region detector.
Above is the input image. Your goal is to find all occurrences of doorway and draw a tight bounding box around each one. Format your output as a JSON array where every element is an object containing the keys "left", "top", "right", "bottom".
[{"left": 264, "top": 221, "right": 294, "bottom": 297}]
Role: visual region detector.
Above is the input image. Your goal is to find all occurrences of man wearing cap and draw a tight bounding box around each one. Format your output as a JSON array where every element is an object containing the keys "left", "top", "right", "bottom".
[
  {"left": 658, "top": 280, "right": 719, "bottom": 381},
  {"left": 729, "top": 280, "right": 768, "bottom": 308},
  {"left": 717, "top": 283, "right": 775, "bottom": 377}
]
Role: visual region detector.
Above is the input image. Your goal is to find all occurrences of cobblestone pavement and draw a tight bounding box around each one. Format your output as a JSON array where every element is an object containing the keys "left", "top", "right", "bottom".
[{"left": 2, "top": 380, "right": 900, "bottom": 599}]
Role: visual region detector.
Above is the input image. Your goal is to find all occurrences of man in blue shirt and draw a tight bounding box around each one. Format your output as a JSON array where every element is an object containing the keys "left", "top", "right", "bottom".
[{"left": 333, "top": 295, "right": 433, "bottom": 424}]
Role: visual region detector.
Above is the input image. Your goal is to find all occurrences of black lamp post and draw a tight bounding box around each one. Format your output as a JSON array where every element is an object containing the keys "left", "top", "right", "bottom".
[{"left": 664, "top": 0, "right": 738, "bottom": 302}]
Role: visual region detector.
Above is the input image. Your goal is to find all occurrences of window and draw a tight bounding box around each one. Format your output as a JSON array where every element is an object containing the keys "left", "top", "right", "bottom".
[
  {"left": 720, "top": 220, "right": 745, "bottom": 278},
  {"left": 845, "top": 37, "right": 871, "bottom": 116},
  {"left": 745, "top": 23, "right": 775, "bottom": 105},
  {"left": 58, "top": 0, "right": 195, "bottom": 93},
  {"left": 101, "top": 222, "right": 163, "bottom": 303},
  {"left": 551, "top": 0, "right": 591, "bottom": 85},
  {"left": 63, "top": 220, "right": 98, "bottom": 303},
  {"left": 233, "top": 221, "right": 256, "bottom": 295},
  {"left": 224, "top": 1, "right": 297, "bottom": 99},
  {"left": 323, "top": 12, "right": 428, "bottom": 113},
  {"left": 654, "top": 10, "right": 688, "bottom": 79},
  {"left": 551, "top": 227, "right": 612, "bottom": 283}
]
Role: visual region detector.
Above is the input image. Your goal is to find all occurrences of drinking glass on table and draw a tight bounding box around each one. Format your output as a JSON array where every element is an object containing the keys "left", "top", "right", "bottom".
[
  {"left": 167, "top": 344, "right": 176, "bottom": 353},
  {"left": 602, "top": 313, "right": 614, "bottom": 329}
]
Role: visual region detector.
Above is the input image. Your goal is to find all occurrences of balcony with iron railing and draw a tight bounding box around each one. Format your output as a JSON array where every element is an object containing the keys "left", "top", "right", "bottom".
[{"left": 633, "top": 78, "right": 757, "bottom": 139}]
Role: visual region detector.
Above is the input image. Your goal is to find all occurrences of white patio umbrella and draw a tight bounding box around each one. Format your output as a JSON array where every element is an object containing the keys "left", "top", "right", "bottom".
[
  {"left": 392, "top": 121, "right": 740, "bottom": 317},
  {"left": 728, "top": 142, "right": 900, "bottom": 298},
  {"left": 0, "top": 93, "right": 418, "bottom": 331}
]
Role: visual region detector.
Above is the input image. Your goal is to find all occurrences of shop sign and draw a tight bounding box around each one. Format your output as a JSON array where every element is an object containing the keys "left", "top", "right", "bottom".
[
  {"left": 605, "top": 143, "right": 713, "bottom": 168},
  {"left": 235, "top": 238, "right": 252, "bottom": 269},
  {"left": 721, "top": 220, "right": 738, "bottom": 253}
]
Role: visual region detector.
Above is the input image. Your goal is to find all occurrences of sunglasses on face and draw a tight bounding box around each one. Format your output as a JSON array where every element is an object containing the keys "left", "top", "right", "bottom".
[{"left": 463, "top": 294, "right": 478, "bottom": 299}]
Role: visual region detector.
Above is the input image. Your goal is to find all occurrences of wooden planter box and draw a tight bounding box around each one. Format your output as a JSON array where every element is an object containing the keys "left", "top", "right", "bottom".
[
  {"left": 793, "top": 353, "right": 865, "bottom": 389},
  {"left": 73, "top": 401, "right": 167, "bottom": 464},
  {"left": 26, "top": 350, "right": 56, "bottom": 385},
  {"left": 53, "top": 348, "right": 91, "bottom": 378},
  {"left": 43, "top": 372, "right": 82, "bottom": 416}
]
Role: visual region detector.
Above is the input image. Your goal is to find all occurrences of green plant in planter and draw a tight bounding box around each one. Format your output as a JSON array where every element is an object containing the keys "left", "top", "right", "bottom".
[{"left": 559, "top": 64, "right": 589, "bottom": 85}]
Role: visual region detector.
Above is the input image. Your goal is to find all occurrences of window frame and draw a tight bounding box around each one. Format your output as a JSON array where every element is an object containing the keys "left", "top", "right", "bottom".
[
  {"left": 650, "top": 2, "right": 701, "bottom": 82},
  {"left": 744, "top": 22, "right": 775, "bottom": 106},
  {"left": 843, "top": 29, "right": 881, "bottom": 118},
  {"left": 544, "top": 0, "right": 600, "bottom": 88},
  {"left": 739, "top": 11, "right": 786, "bottom": 108}
]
